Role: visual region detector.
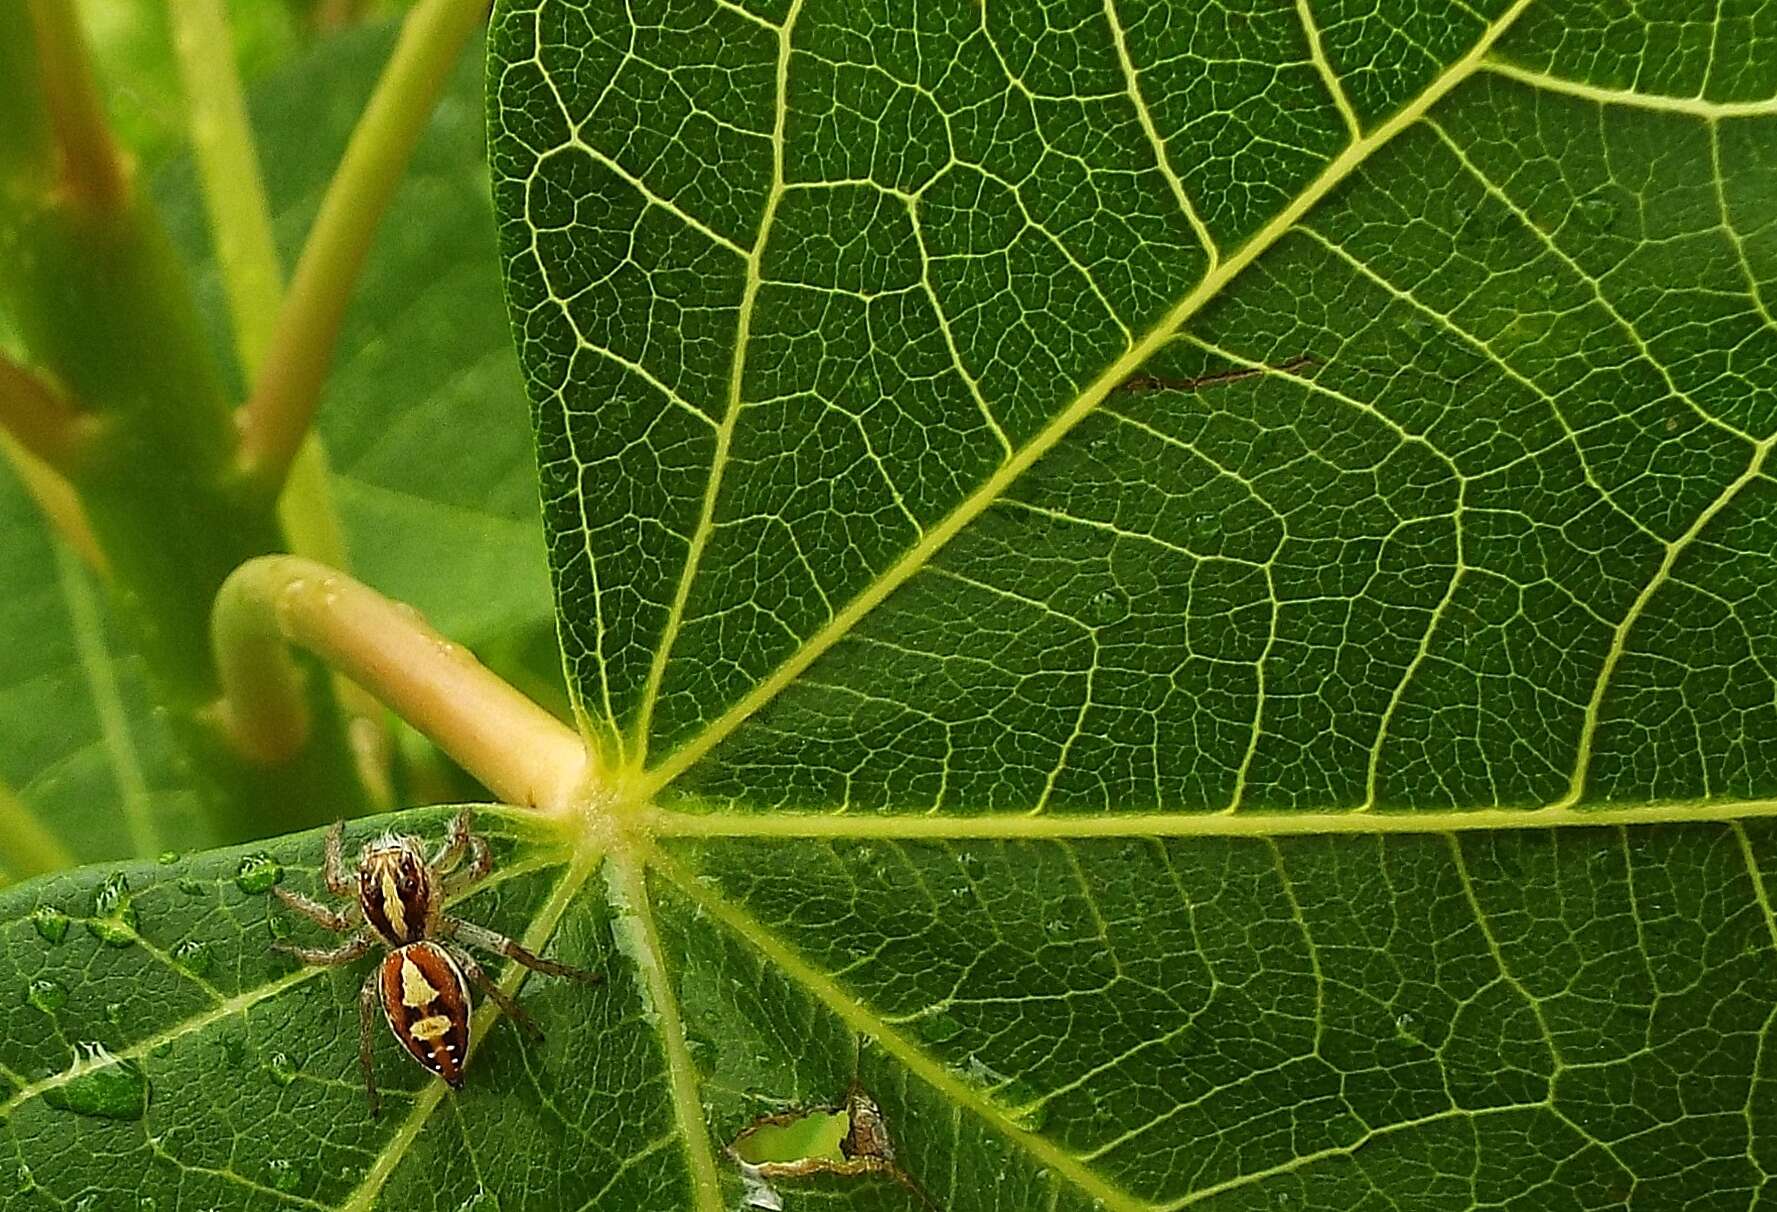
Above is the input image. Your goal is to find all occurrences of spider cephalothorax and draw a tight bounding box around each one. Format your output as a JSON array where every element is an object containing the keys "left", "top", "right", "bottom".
[{"left": 267, "top": 809, "right": 598, "bottom": 1115}]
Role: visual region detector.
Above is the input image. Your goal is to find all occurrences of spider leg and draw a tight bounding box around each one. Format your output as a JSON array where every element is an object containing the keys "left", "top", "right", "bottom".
[
  {"left": 442, "top": 917, "right": 602, "bottom": 984},
  {"left": 273, "top": 931, "right": 373, "bottom": 967},
  {"left": 273, "top": 886, "right": 359, "bottom": 933},
  {"left": 443, "top": 942, "right": 543, "bottom": 1040},
  {"left": 442, "top": 834, "right": 492, "bottom": 898},
  {"left": 323, "top": 820, "right": 353, "bottom": 897},
  {"left": 359, "top": 966, "right": 382, "bottom": 1118},
  {"left": 430, "top": 807, "right": 472, "bottom": 871}
]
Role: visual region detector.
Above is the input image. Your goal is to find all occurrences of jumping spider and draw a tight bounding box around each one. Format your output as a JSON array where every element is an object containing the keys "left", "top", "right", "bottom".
[{"left": 268, "top": 808, "right": 599, "bottom": 1115}]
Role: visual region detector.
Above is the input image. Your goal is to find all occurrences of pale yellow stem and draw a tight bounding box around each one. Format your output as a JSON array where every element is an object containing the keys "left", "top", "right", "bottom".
[
  {"left": 234, "top": 0, "right": 490, "bottom": 495},
  {"left": 165, "top": 0, "right": 283, "bottom": 372},
  {"left": 166, "top": 0, "right": 394, "bottom": 805},
  {"left": 211, "top": 556, "right": 587, "bottom": 813}
]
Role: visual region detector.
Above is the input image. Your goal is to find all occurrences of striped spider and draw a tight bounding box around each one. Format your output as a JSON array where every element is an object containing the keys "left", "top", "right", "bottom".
[{"left": 268, "top": 808, "right": 599, "bottom": 1115}]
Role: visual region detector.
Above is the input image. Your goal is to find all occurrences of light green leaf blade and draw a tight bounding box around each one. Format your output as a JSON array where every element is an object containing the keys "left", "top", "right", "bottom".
[{"left": 480, "top": 0, "right": 1777, "bottom": 1208}]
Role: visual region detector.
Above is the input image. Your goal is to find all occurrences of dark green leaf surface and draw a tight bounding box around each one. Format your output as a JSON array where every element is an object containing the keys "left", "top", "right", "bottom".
[
  {"left": 0, "top": 812, "right": 677, "bottom": 1211},
  {"left": 478, "top": 0, "right": 1777, "bottom": 1207}
]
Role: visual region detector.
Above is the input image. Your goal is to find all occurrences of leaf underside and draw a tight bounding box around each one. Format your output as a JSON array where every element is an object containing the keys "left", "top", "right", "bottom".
[{"left": 9, "top": 0, "right": 1777, "bottom": 1209}]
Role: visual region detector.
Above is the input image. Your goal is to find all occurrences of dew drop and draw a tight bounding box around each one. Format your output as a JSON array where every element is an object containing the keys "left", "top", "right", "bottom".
[
  {"left": 1007, "top": 1096, "right": 1049, "bottom": 1133},
  {"left": 916, "top": 1011, "right": 964, "bottom": 1043},
  {"left": 1399, "top": 313, "right": 1436, "bottom": 342},
  {"left": 177, "top": 877, "right": 208, "bottom": 898},
  {"left": 89, "top": 873, "right": 138, "bottom": 946},
  {"left": 1083, "top": 587, "right": 1129, "bottom": 626},
  {"left": 106, "top": 1002, "right": 125, "bottom": 1026},
  {"left": 266, "top": 1159, "right": 302, "bottom": 1193},
  {"left": 235, "top": 853, "right": 284, "bottom": 894},
  {"left": 173, "top": 940, "right": 213, "bottom": 977},
  {"left": 27, "top": 977, "right": 67, "bottom": 1013},
  {"left": 156, "top": 851, "right": 180, "bottom": 866},
  {"left": 1575, "top": 193, "right": 1619, "bottom": 229},
  {"left": 43, "top": 1045, "right": 149, "bottom": 1121},
  {"left": 264, "top": 1052, "right": 299, "bottom": 1087},
  {"left": 30, "top": 907, "right": 69, "bottom": 944}
]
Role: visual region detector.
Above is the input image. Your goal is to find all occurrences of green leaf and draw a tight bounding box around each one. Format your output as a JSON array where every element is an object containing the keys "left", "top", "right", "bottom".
[
  {"left": 472, "top": 0, "right": 1777, "bottom": 1207},
  {"left": 0, "top": 810, "right": 673, "bottom": 1210},
  {"left": 0, "top": 469, "right": 204, "bottom": 875}
]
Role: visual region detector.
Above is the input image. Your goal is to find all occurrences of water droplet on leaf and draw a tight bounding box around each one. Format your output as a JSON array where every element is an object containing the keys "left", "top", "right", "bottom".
[
  {"left": 235, "top": 854, "right": 283, "bottom": 894},
  {"left": 156, "top": 851, "right": 180, "bottom": 865},
  {"left": 1575, "top": 193, "right": 1619, "bottom": 229},
  {"left": 266, "top": 1159, "right": 301, "bottom": 1193},
  {"left": 30, "top": 907, "right": 69, "bottom": 944},
  {"left": 27, "top": 978, "right": 66, "bottom": 1013},
  {"left": 1083, "top": 587, "right": 1129, "bottom": 625},
  {"left": 173, "top": 940, "right": 212, "bottom": 976},
  {"left": 177, "top": 878, "right": 208, "bottom": 898},
  {"left": 89, "top": 874, "right": 137, "bottom": 946},
  {"left": 43, "top": 1045, "right": 149, "bottom": 1121},
  {"left": 917, "top": 1012, "right": 964, "bottom": 1043},
  {"left": 265, "top": 1052, "right": 299, "bottom": 1087},
  {"left": 105, "top": 1002, "right": 125, "bottom": 1026}
]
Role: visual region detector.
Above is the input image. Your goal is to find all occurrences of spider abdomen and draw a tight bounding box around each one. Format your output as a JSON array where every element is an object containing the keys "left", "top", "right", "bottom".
[{"left": 379, "top": 941, "right": 472, "bottom": 1088}]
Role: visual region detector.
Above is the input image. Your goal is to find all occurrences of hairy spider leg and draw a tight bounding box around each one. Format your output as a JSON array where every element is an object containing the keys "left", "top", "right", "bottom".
[
  {"left": 323, "top": 819, "right": 353, "bottom": 896},
  {"left": 358, "top": 967, "right": 382, "bottom": 1118},
  {"left": 433, "top": 810, "right": 493, "bottom": 896},
  {"left": 443, "top": 941, "right": 542, "bottom": 1038},
  {"left": 444, "top": 917, "right": 602, "bottom": 983},
  {"left": 272, "top": 885, "right": 359, "bottom": 933},
  {"left": 272, "top": 932, "right": 373, "bottom": 966}
]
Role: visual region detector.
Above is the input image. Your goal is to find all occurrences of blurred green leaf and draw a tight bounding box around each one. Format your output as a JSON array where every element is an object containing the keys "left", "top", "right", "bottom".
[
  {"left": 0, "top": 474, "right": 203, "bottom": 874},
  {"left": 0, "top": 15, "right": 559, "bottom": 868}
]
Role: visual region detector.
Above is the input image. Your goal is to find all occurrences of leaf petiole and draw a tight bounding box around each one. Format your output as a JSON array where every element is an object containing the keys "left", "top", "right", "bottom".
[
  {"left": 234, "top": 0, "right": 492, "bottom": 497},
  {"left": 210, "top": 555, "right": 589, "bottom": 815}
]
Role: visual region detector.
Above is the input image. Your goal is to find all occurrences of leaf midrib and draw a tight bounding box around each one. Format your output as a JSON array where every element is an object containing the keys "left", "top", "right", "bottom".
[
  {"left": 644, "top": 798, "right": 1777, "bottom": 839},
  {"left": 633, "top": 0, "right": 1541, "bottom": 798}
]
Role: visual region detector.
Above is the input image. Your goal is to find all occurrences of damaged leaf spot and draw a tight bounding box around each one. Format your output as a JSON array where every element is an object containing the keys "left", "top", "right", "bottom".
[{"left": 729, "top": 1083, "right": 938, "bottom": 1210}]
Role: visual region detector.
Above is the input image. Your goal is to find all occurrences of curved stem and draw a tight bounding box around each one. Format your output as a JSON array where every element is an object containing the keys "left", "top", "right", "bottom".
[
  {"left": 234, "top": 0, "right": 490, "bottom": 496},
  {"left": 212, "top": 556, "right": 588, "bottom": 814}
]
